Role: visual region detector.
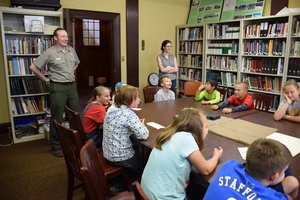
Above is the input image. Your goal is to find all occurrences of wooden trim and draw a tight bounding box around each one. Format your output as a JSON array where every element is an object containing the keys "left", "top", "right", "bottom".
[
  {"left": 126, "top": 0, "right": 139, "bottom": 87},
  {"left": 0, "top": 123, "right": 10, "bottom": 135},
  {"left": 271, "top": 0, "right": 288, "bottom": 15}
]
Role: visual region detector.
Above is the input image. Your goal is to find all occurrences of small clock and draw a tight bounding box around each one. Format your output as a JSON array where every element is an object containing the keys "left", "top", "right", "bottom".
[{"left": 148, "top": 73, "right": 159, "bottom": 86}]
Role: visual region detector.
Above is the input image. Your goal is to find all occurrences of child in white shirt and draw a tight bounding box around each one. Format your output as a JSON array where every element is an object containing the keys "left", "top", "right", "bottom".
[{"left": 154, "top": 76, "right": 175, "bottom": 102}]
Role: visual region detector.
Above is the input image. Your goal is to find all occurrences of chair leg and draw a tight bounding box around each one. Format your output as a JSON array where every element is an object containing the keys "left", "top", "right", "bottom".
[{"left": 67, "top": 172, "right": 75, "bottom": 200}]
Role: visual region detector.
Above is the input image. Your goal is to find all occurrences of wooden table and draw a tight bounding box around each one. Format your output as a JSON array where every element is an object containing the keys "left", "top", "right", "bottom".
[{"left": 135, "top": 98, "right": 300, "bottom": 198}]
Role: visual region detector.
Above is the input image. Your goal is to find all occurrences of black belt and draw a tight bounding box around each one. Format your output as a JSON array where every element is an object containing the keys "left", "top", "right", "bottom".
[{"left": 50, "top": 80, "right": 75, "bottom": 85}]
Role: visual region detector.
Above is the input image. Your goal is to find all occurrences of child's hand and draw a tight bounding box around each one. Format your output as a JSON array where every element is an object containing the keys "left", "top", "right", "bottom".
[
  {"left": 222, "top": 108, "right": 232, "bottom": 114},
  {"left": 213, "top": 146, "right": 223, "bottom": 158},
  {"left": 140, "top": 118, "right": 145, "bottom": 124},
  {"left": 201, "top": 100, "right": 209, "bottom": 105},
  {"left": 211, "top": 105, "right": 219, "bottom": 110},
  {"left": 197, "top": 84, "right": 205, "bottom": 92},
  {"left": 283, "top": 93, "right": 292, "bottom": 105}
]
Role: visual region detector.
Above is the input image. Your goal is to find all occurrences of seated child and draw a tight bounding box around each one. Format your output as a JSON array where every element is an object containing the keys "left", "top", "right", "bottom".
[
  {"left": 112, "top": 81, "right": 126, "bottom": 102},
  {"left": 103, "top": 85, "right": 149, "bottom": 178},
  {"left": 203, "top": 138, "right": 299, "bottom": 200},
  {"left": 154, "top": 76, "right": 175, "bottom": 102},
  {"left": 195, "top": 79, "right": 221, "bottom": 104},
  {"left": 274, "top": 79, "right": 300, "bottom": 123},
  {"left": 83, "top": 86, "right": 111, "bottom": 148},
  {"left": 141, "top": 108, "right": 223, "bottom": 199},
  {"left": 211, "top": 82, "right": 253, "bottom": 113}
]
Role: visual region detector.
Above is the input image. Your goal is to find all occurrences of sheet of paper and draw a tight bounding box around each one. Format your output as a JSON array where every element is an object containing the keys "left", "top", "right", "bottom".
[
  {"left": 131, "top": 107, "right": 142, "bottom": 111},
  {"left": 146, "top": 122, "right": 165, "bottom": 129},
  {"left": 266, "top": 132, "right": 300, "bottom": 157},
  {"left": 238, "top": 147, "right": 248, "bottom": 160}
]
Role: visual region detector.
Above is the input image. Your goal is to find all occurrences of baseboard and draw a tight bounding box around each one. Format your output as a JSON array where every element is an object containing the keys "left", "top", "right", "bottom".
[{"left": 0, "top": 123, "right": 11, "bottom": 135}]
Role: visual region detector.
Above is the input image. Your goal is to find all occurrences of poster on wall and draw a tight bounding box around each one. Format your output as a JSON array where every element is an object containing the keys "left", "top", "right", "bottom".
[
  {"left": 187, "top": 0, "right": 223, "bottom": 24},
  {"left": 221, "top": 0, "right": 265, "bottom": 21},
  {"left": 187, "top": 0, "right": 201, "bottom": 24}
]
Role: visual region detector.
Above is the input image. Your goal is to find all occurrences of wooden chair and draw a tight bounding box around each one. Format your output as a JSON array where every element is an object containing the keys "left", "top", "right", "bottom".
[
  {"left": 182, "top": 81, "right": 201, "bottom": 97},
  {"left": 64, "top": 105, "right": 86, "bottom": 144},
  {"left": 64, "top": 105, "right": 125, "bottom": 180},
  {"left": 216, "top": 87, "right": 228, "bottom": 102},
  {"left": 131, "top": 181, "right": 149, "bottom": 200},
  {"left": 143, "top": 86, "right": 161, "bottom": 103},
  {"left": 249, "top": 92, "right": 272, "bottom": 112},
  {"left": 53, "top": 119, "right": 84, "bottom": 200},
  {"left": 80, "top": 140, "right": 135, "bottom": 200}
]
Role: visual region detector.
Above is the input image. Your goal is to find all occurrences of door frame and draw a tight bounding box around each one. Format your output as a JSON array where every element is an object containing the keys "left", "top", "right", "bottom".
[{"left": 63, "top": 8, "right": 121, "bottom": 89}]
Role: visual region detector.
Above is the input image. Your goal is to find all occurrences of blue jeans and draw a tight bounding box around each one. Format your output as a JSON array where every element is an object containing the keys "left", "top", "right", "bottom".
[{"left": 85, "top": 128, "right": 103, "bottom": 148}]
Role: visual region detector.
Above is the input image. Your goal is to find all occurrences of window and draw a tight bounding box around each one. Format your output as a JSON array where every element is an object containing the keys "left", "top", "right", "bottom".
[{"left": 82, "top": 19, "right": 100, "bottom": 46}]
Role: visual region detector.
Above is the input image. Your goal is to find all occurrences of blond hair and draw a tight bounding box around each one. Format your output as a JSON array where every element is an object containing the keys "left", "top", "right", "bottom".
[
  {"left": 155, "top": 108, "right": 206, "bottom": 150},
  {"left": 88, "top": 86, "right": 110, "bottom": 103}
]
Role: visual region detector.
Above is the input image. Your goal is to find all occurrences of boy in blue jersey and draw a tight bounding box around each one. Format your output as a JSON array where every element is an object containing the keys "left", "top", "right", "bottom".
[{"left": 204, "top": 138, "right": 299, "bottom": 200}]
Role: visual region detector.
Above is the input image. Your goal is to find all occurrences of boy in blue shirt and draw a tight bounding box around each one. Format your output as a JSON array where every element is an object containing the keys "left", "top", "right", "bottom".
[{"left": 204, "top": 138, "right": 299, "bottom": 200}]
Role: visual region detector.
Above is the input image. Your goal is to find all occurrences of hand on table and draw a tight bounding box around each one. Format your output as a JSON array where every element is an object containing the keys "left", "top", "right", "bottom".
[
  {"left": 222, "top": 108, "right": 233, "bottom": 114},
  {"left": 211, "top": 105, "right": 219, "bottom": 110}
]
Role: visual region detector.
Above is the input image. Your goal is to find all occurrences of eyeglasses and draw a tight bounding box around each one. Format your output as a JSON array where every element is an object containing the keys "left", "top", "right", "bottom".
[{"left": 165, "top": 45, "right": 172, "bottom": 48}]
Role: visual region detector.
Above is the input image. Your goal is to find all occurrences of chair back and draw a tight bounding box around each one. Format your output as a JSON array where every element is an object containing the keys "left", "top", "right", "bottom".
[
  {"left": 53, "top": 119, "right": 83, "bottom": 181},
  {"left": 143, "top": 86, "right": 161, "bottom": 103},
  {"left": 80, "top": 140, "right": 110, "bottom": 200},
  {"left": 216, "top": 87, "right": 228, "bottom": 102},
  {"left": 183, "top": 81, "right": 201, "bottom": 96},
  {"left": 131, "top": 181, "right": 149, "bottom": 200},
  {"left": 248, "top": 92, "right": 272, "bottom": 112},
  {"left": 64, "top": 105, "right": 85, "bottom": 144}
]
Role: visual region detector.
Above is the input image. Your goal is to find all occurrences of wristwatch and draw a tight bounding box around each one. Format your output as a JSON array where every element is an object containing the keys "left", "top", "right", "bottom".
[{"left": 148, "top": 73, "right": 159, "bottom": 86}]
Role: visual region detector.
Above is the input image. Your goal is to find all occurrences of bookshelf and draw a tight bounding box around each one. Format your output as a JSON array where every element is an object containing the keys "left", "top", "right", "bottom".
[
  {"left": 176, "top": 24, "right": 204, "bottom": 95},
  {"left": 204, "top": 20, "right": 240, "bottom": 89},
  {"left": 241, "top": 15, "right": 289, "bottom": 110},
  {"left": 288, "top": 14, "right": 300, "bottom": 84},
  {"left": 0, "top": 7, "right": 62, "bottom": 143},
  {"left": 176, "top": 13, "right": 300, "bottom": 111}
]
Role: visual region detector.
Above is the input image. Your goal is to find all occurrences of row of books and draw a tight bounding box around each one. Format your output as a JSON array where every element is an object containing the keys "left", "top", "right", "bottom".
[
  {"left": 220, "top": 72, "right": 237, "bottom": 87},
  {"left": 178, "top": 68, "right": 201, "bottom": 81},
  {"left": 9, "top": 78, "right": 47, "bottom": 95},
  {"left": 178, "top": 41, "right": 203, "bottom": 54},
  {"left": 207, "top": 41, "right": 239, "bottom": 55},
  {"left": 179, "top": 27, "right": 203, "bottom": 40},
  {"left": 288, "top": 60, "right": 300, "bottom": 76},
  {"left": 270, "top": 95, "right": 280, "bottom": 111},
  {"left": 5, "top": 36, "right": 54, "bottom": 55},
  {"left": 290, "top": 41, "right": 300, "bottom": 57},
  {"left": 207, "top": 24, "right": 240, "bottom": 39},
  {"left": 243, "top": 39, "right": 286, "bottom": 56},
  {"left": 11, "top": 96, "right": 47, "bottom": 115},
  {"left": 242, "top": 58, "right": 284, "bottom": 75},
  {"left": 178, "top": 55, "right": 202, "bottom": 68},
  {"left": 206, "top": 56, "right": 238, "bottom": 71},
  {"left": 242, "top": 76, "right": 282, "bottom": 93},
  {"left": 292, "top": 18, "right": 300, "bottom": 36},
  {"left": 244, "top": 22, "right": 288, "bottom": 38}
]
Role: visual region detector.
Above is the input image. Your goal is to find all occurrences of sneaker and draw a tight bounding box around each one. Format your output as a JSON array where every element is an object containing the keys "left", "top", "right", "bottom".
[{"left": 52, "top": 149, "right": 63, "bottom": 157}]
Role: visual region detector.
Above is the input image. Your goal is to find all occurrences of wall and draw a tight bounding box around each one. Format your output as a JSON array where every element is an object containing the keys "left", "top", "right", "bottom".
[
  {"left": 0, "top": 0, "right": 300, "bottom": 124},
  {"left": 139, "top": 0, "right": 190, "bottom": 91}
]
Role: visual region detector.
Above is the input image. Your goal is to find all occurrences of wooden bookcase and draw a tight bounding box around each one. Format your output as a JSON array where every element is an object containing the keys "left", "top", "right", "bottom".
[
  {"left": 0, "top": 7, "right": 62, "bottom": 143},
  {"left": 176, "top": 24, "right": 204, "bottom": 95},
  {"left": 204, "top": 20, "right": 240, "bottom": 89},
  {"left": 176, "top": 13, "right": 300, "bottom": 111}
]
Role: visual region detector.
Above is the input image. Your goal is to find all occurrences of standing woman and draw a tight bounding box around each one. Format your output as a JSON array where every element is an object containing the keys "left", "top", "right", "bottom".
[{"left": 157, "top": 40, "right": 178, "bottom": 93}]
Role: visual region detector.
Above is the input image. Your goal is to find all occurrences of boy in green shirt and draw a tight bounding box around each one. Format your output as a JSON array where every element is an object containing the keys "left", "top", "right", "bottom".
[{"left": 195, "top": 79, "right": 221, "bottom": 104}]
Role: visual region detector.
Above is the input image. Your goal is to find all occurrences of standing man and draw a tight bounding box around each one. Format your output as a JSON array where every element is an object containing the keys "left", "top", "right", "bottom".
[{"left": 30, "top": 28, "right": 80, "bottom": 157}]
